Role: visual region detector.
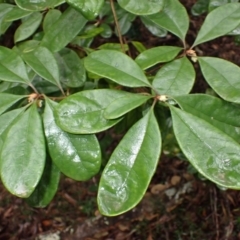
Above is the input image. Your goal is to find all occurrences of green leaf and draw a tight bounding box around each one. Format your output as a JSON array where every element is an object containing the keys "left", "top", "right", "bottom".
[
  {"left": 135, "top": 46, "right": 182, "bottom": 70},
  {"left": 67, "top": 0, "right": 104, "bottom": 20},
  {"left": 84, "top": 50, "right": 150, "bottom": 87},
  {"left": 173, "top": 94, "right": 240, "bottom": 144},
  {"left": 0, "top": 103, "right": 46, "bottom": 197},
  {"left": 131, "top": 41, "right": 146, "bottom": 53},
  {"left": 117, "top": 0, "right": 164, "bottom": 15},
  {"left": 198, "top": 57, "right": 240, "bottom": 103},
  {"left": 20, "top": 45, "right": 63, "bottom": 92},
  {"left": 41, "top": 7, "right": 87, "bottom": 52},
  {"left": 0, "top": 46, "right": 31, "bottom": 85},
  {"left": 0, "top": 93, "right": 26, "bottom": 115},
  {"left": 104, "top": 94, "right": 152, "bottom": 119},
  {"left": 15, "top": 0, "right": 64, "bottom": 11},
  {"left": 98, "top": 43, "right": 129, "bottom": 52},
  {"left": 208, "top": 0, "right": 238, "bottom": 12},
  {"left": 3, "top": 6, "right": 32, "bottom": 22},
  {"left": 98, "top": 109, "right": 161, "bottom": 216},
  {"left": 152, "top": 57, "right": 195, "bottom": 96},
  {"left": 26, "top": 157, "right": 60, "bottom": 208},
  {"left": 191, "top": 0, "right": 209, "bottom": 16},
  {"left": 170, "top": 106, "right": 240, "bottom": 189},
  {"left": 100, "top": 23, "right": 112, "bottom": 38},
  {"left": 44, "top": 98, "right": 101, "bottom": 181},
  {"left": 140, "top": 16, "right": 167, "bottom": 38},
  {"left": 115, "top": 12, "right": 134, "bottom": 36},
  {"left": 0, "top": 4, "right": 13, "bottom": 34},
  {"left": 144, "top": 0, "right": 189, "bottom": 42},
  {"left": 55, "top": 89, "right": 131, "bottom": 134},
  {"left": 43, "top": 9, "right": 61, "bottom": 33},
  {"left": 14, "top": 12, "right": 43, "bottom": 43},
  {"left": 193, "top": 3, "right": 240, "bottom": 47},
  {"left": 55, "top": 48, "right": 86, "bottom": 88}
]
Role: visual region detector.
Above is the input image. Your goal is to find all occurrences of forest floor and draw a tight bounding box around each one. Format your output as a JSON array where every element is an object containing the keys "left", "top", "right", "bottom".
[{"left": 1, "top": 0, "right": 240, "bottom": 239}]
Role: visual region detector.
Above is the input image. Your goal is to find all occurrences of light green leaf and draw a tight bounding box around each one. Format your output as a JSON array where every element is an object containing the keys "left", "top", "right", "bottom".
[
  {"left": 67, "top": 0, "right": 104, "bottom": 20},
  {"left": 135, "top": 46, "right": 182, "bottom": 70},
  {"left": 0, "top": 4, "right": 13, "bottom": 34},
  {"left": 98, "top": 109, "right": 161, "bottom": 216},
  {"left": 14, "top": 12, "right": 43, "bottom": 43},
  {"left": 193, "top": 3, "right": 240, "bottom": 47},
  {"left": 144, "top": 0, "right": 189, "bottom": 42},
  {"left": 198, "top": 57, "right": 240, "bottom": 103},
  {"left": 84, "top": 50, "right": 151, "bottom": 87},
  {"left": 55, "top": 89, "right": 131, "bottom": 134},
  {"left": 117, "top": 0, "right": 164, "bottom": 15},
  {"left": 98, "top": 43, "right": 129, "bottom": 52},
  {"left": 140, "top": 16, "right": 167, "bottom": 38},
  {"left": 104, "top": 94, "right": 152, "bottom": 119},
  {"left": 170, "top": 106, "right": 240, "bottom": 189},
  {"left": 0, "top": 103, "right": 46, "bottom": 197},
  {"left": 15, "top": 0, "right": 65, "bottom": 11},
  {"left": 0, "top": 93, "right": 27, "bottom": 115},
  {"left": 152, "top": 57, "right": 195, "bottom": 96},
  {"left": 173, "top": 94, "right": 240, "bottom": 144},
  {"left": 55, "top": 48, "right": 86, "bottom": 88},
  {"left": 3, "top": 6, "right": 32, "bottom": 22},
  {"left": 43, "top": 9, "right": 61, "bottom": 33},
  {"left": 20, "top": 45, "right": 63, "bottom": 92},
  {"left": 41, "top": 7, "right": 87, "bottom": 52},
  {"left": 131, "top": 41, "right": 146, "bottom": 53},
  {"left": 26, "top": 157, "right": 60, "bottom": 208},
  {"left": 44, "top": 98, "right": 101, "bottom": 180},
  {"left": 0, "top": 46, "right": 31, "bottom": 85}
]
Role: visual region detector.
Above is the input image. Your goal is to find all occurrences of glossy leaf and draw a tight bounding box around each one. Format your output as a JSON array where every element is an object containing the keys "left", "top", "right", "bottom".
[
  {"left": 152, "top": 57, "right": 195, "bottom": 96},
  {"left": 55, "top": 48, "right": 86, "bottom": 88},
  {"left": 98, "top": 109, "right": 161, "bottom": 216},
  {"left": 173, "top": 94, "right": 240, "bottom": 144},
  {"left": 193, "top": 3, "right": 240, "bottom": 47},
  {"left": 170, "top": 106, "right": 240, "bottom": 189},
  {"left": 67, "top": 0, "right": 104, "bottom": 20},
  {"left": 84, "top": 50, "right": 151, "bottom": 87},
  {"left": 0, "top": 4, "right": 13, "bottom": 34},
  {"left": 140, "top": 16, "right": 167, "bottom": 38},
  {"left": 0, "top": 103, "right": 46, "bottom": 197},
  {"left": 26, "top": 157, "right": 60, "bottom": 207},
  {"left": 43, "top": 9, "right": 61, "bottom": 33},
  {"left": 117, "top": 0, "right": 164, "bottom": 15},
  {"left": 44, "top": 98, "right": 101, "bottom": 180},
  {"left": 0, "top": 46, "right": 31, "bottom": 85},
  {"left": 198, "top": 57, "right": 240, "bottom": 103},
  {"left": 41, "top": 7, "right": 87, "bottom": 52},
  {"left": 3, "top": 6, "right": 32, "bottom": 22},
  {"left": 20, "top": 45, "right": 63, "bottom": 92},
  {"left": 115, "top": 12, "right": 135, "bottom": 36},
  {"left": 191, "top": 0, "right": 209, "bottom": 16},
  {"left": 0, "top": 93, "right": 26, "bottom": 115},
  {"left": 55, "top": 89, "right": 131, "bottom": 134},
  {"left": 208, "top": 0, "right": 238, "bottom": 12},
  {"left": 104, "top": 94, "right": 152, "bottom": 119},
  {"left": 14, "top": 12, "right": 43, "bottom": 43},
  {"left": 144, "top": 0, "right": 189, "bottom": 41},
  {"left": 15, "top": 0, "right": 64, "bottom": 11},
  {"left": 135, "top": 46, "right": 182, "bottom": 70}
]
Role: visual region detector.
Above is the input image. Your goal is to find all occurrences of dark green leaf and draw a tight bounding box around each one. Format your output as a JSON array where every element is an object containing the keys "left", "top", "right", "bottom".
[
  {"left": 44, "top": 98, "right": 101, "bottom": 180},
  {"left": 55, "top": 89, "right": 132, "bottom": 134},
  {"left": 41, "top": 7, "right": 87, "bottom": 52},
  {"left": 104, "top": 94, "right": 152, "bottom": 119},
  {"left": 26, "top": 157, "right": 60, "bottom": 207},
  {"left": 0, "top": 93, "right": 26, "bottom": 115},
  {"left": 198, "top": 57, "right": 240, "bottom": 103},
  {"left": 173, "top": 94, "right": 240, "bottom": 144},
  {"left": 66, "top": 0, "right": 104, "bottom": 20},
  {"left": 55, "top": 48, "right": 86, "bottom": 88},
  {"left": 170, "top": 106, "right": 240, "bottom": 189},
  {"left": 0, "top": 46, "right": 31, "bottom": 85},
  {"left": 144, "top": 0, "right": 189, "bottom": 42},
  {"left": 152, "top": 57, "right": 195, "bottom": 96},
  {"left": 193, "top": 3, "right": 240, "bottom": 47},
  {"left": 0, "top": 103, "right": 46, "bottom": 197},
  {"left": 4, "top": 6, "right": 32, "bottom": 22},
  {"left": 135, "top": 46, "right": 182, "bottom": 70},
  {"left": 117, "top": 0, "right": 164, "bottom": 15},
  {"left": 191, "top": 0, "right": 209, "bottom": 16},
  {"left": 84, "top": 50, "right": 151, "bottom": 87},
  {"left": 98, "top": 109, "right": 161, "bottom": 216}
]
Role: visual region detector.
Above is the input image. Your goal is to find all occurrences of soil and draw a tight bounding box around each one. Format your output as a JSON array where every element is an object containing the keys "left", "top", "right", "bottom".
[{"left": 1, "top": 0, "right": 240, "bottom": 239}]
